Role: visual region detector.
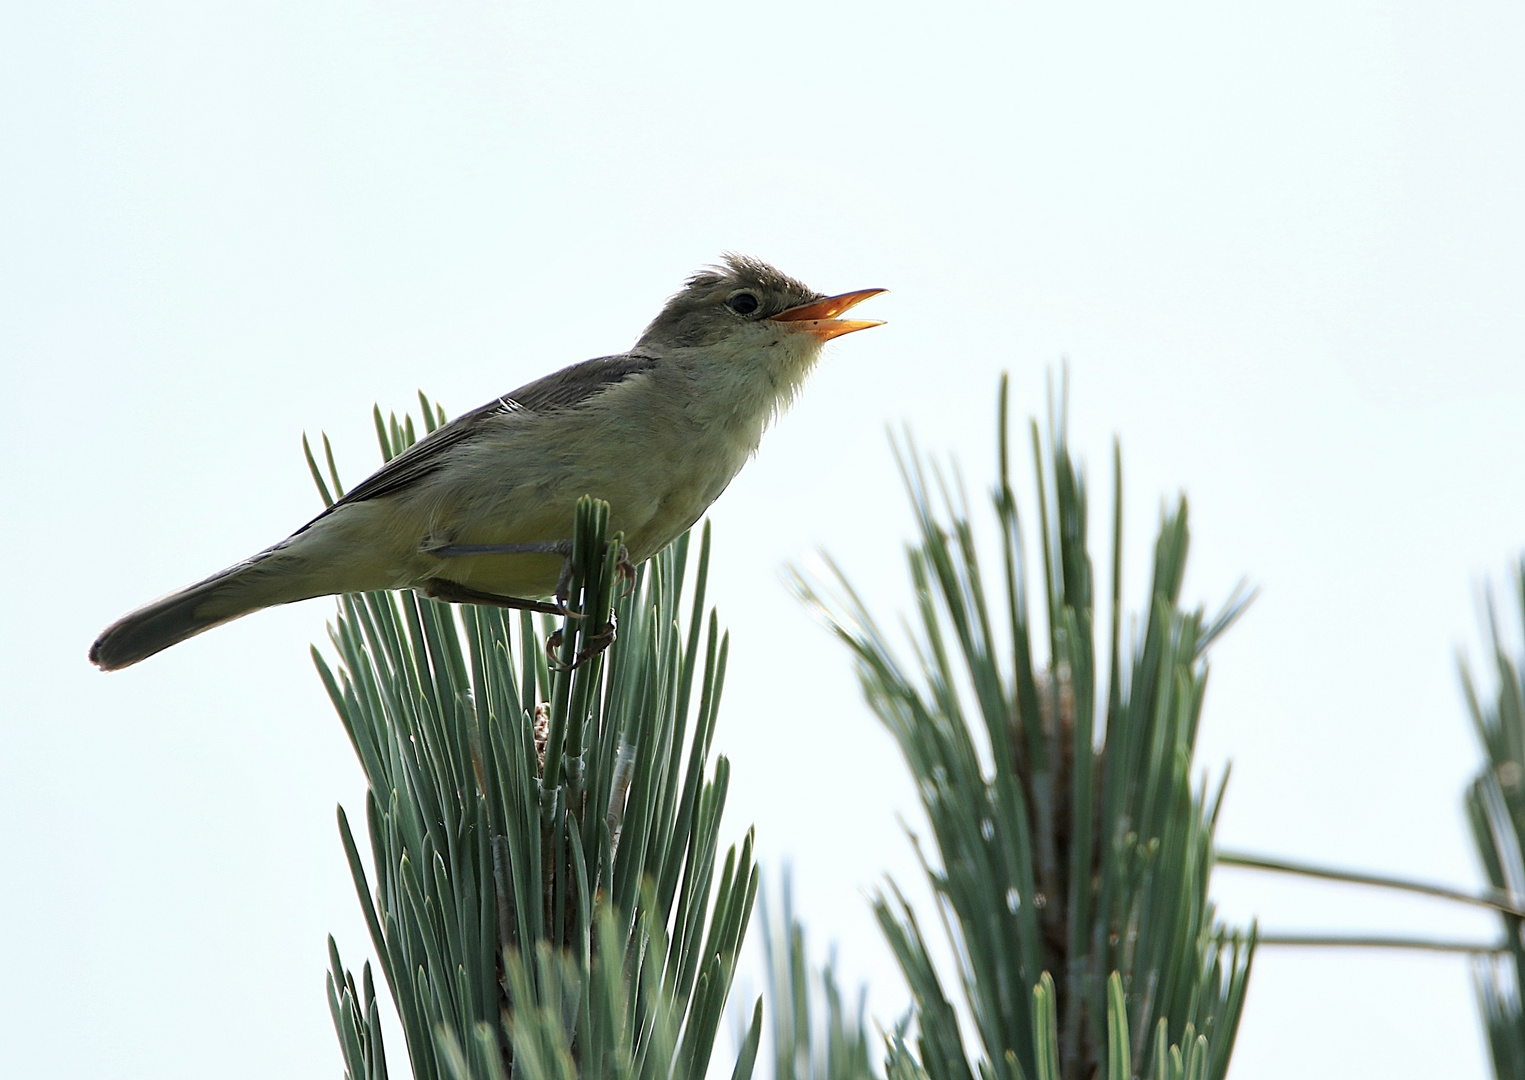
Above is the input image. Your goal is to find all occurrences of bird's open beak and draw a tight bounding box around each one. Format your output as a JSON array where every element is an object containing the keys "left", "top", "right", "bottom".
[{"left": 769, "top": 288, "right": 886, "bottom": 341}]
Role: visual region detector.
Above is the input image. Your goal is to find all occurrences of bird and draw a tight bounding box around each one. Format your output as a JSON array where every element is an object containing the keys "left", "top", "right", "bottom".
[{"left": 89, "top": 254, "right": 884, "bottom": 671}]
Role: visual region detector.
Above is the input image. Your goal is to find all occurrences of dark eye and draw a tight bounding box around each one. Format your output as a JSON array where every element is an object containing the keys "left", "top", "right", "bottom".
[{"left": 726, "top": 291, "right": 760, "bottom": 316}]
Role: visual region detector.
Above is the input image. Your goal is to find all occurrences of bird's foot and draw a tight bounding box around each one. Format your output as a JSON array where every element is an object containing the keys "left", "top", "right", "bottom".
[
  {"left": 613, "top": 544, "right": 636, "bottom": 599},
  {"left": 543, "top": 542, "right": 630, "bottom": 669},
  {"left": 426, "top": 537, "right": 626, "bottom": 668},
  {"left": 549, "top": 542, "right": 635, "bottom": 609},
  {"left": 546, "top": 612, "right": 618, "bottom": 671}
]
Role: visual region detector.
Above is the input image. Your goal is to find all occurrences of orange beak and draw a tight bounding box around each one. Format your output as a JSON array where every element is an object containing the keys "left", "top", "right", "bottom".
[{"left": 768, "top": 288, "right": 886, "bottom": 341}]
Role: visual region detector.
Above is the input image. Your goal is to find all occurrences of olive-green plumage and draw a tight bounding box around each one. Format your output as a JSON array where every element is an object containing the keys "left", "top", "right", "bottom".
[{"left": 89, "top": 255, "right": 883, "bottom": 670}]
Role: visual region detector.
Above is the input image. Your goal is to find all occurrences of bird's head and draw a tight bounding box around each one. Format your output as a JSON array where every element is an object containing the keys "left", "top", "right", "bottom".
[{"left": 635, "top": 254, "right": 884, "bottom": 357}]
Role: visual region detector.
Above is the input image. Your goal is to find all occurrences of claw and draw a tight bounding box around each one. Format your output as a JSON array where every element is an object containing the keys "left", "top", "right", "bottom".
[
  {"left": 614, "top": 544, "right": 637, "bottom": 600},
  {"left": 429, "top": 535, "right": 623, "bottom": 670},
  {"left": 547, "top": 611, "right": 619, "bottom": 671}
]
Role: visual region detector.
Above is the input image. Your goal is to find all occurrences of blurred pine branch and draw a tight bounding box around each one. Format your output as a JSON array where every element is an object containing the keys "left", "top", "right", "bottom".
[
  {"left": 1462, "top": 560, "right": 1525, "bottom": 1080},
  {"left": 757, "top": 871, "right": 878, "bottom": 1080},
  {"left": 793, "top": 373, "right": 1254, "bottom": 1080}
]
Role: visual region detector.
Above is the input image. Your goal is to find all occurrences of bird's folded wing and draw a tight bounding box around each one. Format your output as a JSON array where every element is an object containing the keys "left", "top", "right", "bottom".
[
  {"left": 507, "top": 352, "right": 659, "bottom": 413},
  {"left": 309, "top": 352, "right": 661, "bottom": 515}
]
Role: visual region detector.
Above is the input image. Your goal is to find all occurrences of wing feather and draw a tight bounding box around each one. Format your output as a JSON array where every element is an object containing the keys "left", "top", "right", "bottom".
[{"left": 304, "top": 352, "right": 660, "bottom": 519}]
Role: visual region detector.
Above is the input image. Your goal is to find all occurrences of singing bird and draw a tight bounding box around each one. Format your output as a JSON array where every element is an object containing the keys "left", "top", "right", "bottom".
[{"left": 89, "top": 255, "right": 884, "bottom": 670}]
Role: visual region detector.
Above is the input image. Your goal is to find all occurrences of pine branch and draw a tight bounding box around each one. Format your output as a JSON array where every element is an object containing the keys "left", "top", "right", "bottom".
[
  {"left": 795, "top": 372, "right": 1254, "bottom": 1080},
  {"left": 316, "top": 396, "right": 761, "bottom": 1080}
]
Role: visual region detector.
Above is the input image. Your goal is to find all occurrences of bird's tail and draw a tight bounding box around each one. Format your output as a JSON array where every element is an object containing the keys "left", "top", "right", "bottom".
[
  {"left": 91, "top": 502, "right": 417, "bottom": 671},
  {"left": 88, "top": 549, "right": 313, "bottom": 671}
]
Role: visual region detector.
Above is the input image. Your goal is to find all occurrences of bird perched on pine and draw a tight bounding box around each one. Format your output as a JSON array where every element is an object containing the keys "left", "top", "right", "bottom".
[{"left": 89, "top": 255, "right": 884, "bottom": 670}]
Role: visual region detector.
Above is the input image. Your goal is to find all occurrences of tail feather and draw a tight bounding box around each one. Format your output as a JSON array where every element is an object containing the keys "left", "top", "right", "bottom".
[
  {"left": 87, "top": 543, "right": 332, "bottom": 670},
  {"left": 91, "top": 502, "right": 436, "bottom": 670}
]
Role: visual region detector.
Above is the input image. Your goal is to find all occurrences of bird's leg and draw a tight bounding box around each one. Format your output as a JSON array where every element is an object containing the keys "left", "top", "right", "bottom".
[
  {"left": 542, "top": 545, "right": 632, "bottom": 669},
  {"left": 419, "top": 579, "right": 567, "bottom": 616},
  {"left": 424, "top": 576, "right": 603, "bottom": 669},
  {"left": 427, "top": 539, "right": 628, "bottom": 669},
  {"left": 428, "top": 540, "right": 575, "bottom": 560},
  {"left": 426, "top": 540, "right": 580, "bottom": 612}
]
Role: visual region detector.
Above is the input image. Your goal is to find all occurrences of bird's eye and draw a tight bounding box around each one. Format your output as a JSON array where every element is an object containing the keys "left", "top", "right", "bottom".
[{"left": 726, "top": 291, "right": 760, "bottom": 316}]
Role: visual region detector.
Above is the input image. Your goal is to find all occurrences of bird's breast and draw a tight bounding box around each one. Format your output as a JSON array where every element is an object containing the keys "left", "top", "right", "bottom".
[
  {"left": 411, "top": 392, "right": 767, "bottom": 597},
  {"left": 611, "top": 412, "right": 763, "bottom": 561}
]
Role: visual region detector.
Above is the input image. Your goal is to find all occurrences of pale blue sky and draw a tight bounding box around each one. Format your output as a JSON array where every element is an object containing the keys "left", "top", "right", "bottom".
[{"left": 4, "top": 2, "right": 1523, "bottom": 1076}]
